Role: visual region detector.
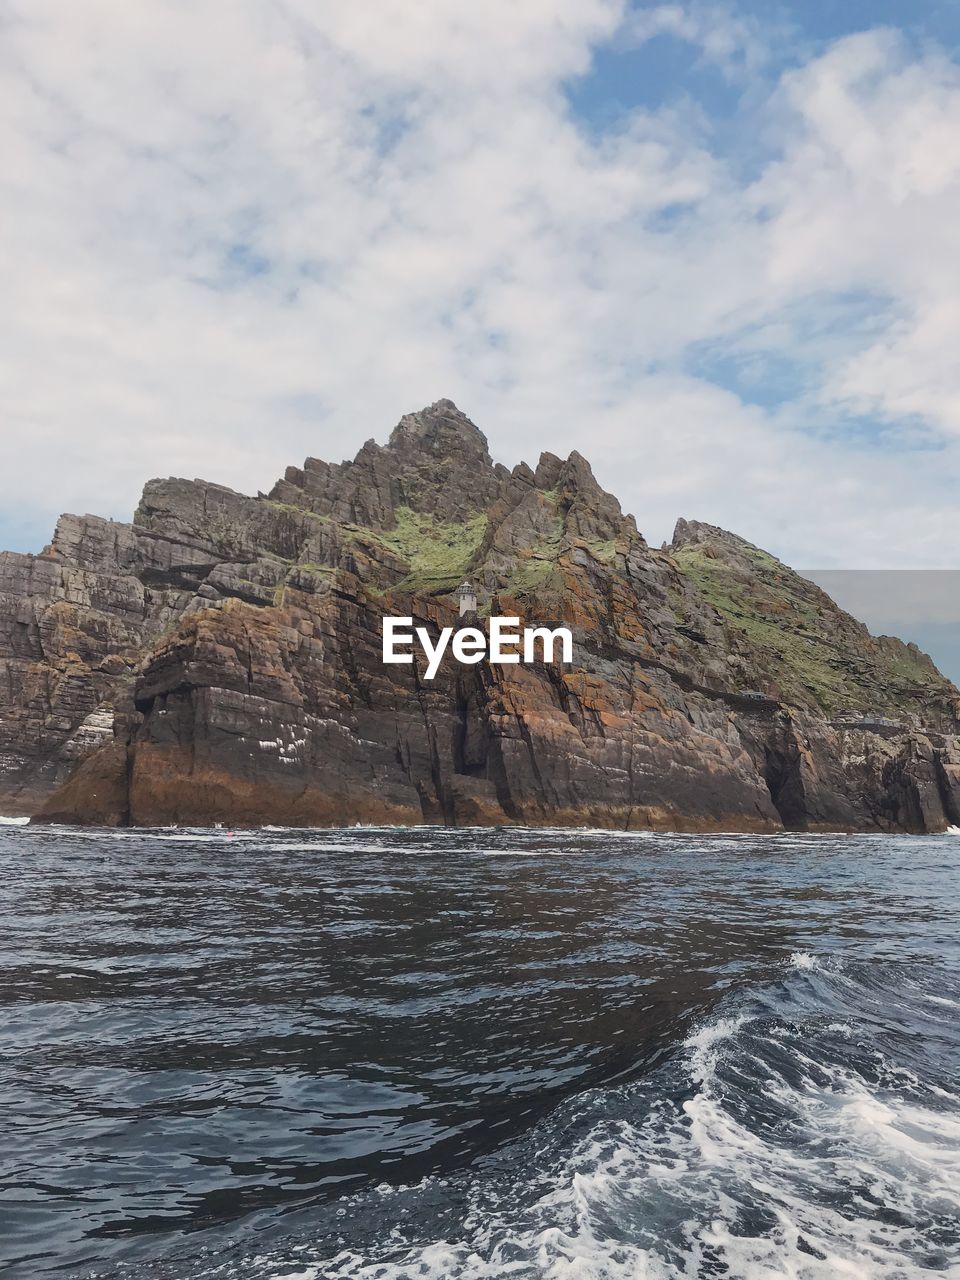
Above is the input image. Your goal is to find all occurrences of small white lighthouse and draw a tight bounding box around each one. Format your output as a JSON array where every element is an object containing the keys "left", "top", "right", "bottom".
[{"left": 456, "top": 580, "right": 478, "bottom": 617}]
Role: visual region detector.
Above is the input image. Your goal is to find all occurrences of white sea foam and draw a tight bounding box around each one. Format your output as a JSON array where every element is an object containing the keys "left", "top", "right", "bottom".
[
  {"left": 479, "top": 847, "right": 590, "bottom": 857},
  {"left": 683, "top": 1014, "right": 748, "bottom": 1085},
  {"left": 923, "top": 993, "right": 960, "bottom": 1009},
  {"left": 789, "top": 950, "right": 819, "bottom": 971},
  {"left": 577, "top": 828, "right": 657, "bottom": 839},
  {"left": 0, "top": 815, "right": 29, "bottom": 826},
  {"left": 268, "top": 999, "right": 960, "bottom": 1280}
]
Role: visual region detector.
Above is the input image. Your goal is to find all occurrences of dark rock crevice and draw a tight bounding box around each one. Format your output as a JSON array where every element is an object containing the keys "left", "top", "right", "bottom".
[
  {"left": 763, "top": 741, "right": 808, "bottom": 830},
  {"left": 934, "top": 750, "right": 960, "bottom": 827}
]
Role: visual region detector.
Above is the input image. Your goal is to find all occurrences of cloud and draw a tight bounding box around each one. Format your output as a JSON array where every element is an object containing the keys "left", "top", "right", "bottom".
[
  {"left": 738, "top": 32, "right": 960, "bottom": 439},
  {"left": 0, "top": 3, "right": 959, "bottom": 569},
  {"left": 619, "top": 2, "right": 772, "bottom": 78}
]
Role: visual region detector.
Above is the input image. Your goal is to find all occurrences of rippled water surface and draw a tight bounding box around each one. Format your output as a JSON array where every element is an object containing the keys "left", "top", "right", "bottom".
[{"left": 2, "top": 824, "right": 959, "bottom": 1278}]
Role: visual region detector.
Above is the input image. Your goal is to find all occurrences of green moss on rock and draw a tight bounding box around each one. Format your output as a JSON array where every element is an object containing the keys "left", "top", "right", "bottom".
[
  {"left": 375, "top": 507, "right": 488, "bottom": 592},
  {"left": 672, "top": 543, "right": 942, "bottom": 717}
]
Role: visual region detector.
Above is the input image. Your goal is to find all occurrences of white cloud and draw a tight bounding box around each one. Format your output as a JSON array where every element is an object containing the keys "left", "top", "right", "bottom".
[
  {"left": 0, "top": 4, "right": 959, "bottom": 568},
  {"left": 619, "top": 2, "right": 771, "bottom": 78}
]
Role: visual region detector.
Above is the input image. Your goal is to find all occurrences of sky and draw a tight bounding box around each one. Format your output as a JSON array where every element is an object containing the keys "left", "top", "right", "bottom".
[{"left": 2, "top": 0, "right": 960, "bottom": 590}]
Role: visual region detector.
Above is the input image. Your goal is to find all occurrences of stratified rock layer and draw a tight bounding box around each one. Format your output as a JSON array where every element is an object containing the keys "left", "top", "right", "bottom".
[{"left": 4, "top": 400, "right": 959, "bottom": 831}]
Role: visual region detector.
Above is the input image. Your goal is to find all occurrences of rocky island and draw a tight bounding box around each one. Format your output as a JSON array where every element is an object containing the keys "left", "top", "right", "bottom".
[{"left": 2, "top": 399, "right": 958, "bottom": 832}]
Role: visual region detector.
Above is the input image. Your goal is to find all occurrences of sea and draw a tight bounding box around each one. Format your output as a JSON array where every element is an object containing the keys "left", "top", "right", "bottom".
[{"left": 2, "top": 819, "right": 959, "bottom": 1279}]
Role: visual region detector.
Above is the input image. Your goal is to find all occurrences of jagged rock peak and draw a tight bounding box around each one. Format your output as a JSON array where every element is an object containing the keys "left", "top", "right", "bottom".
[
  {"left": 269, "top": 399, "right": 504, "bottom": 527},
  {"left": 386, "top": 399, "right": 492, "bottom": 468},
  {"left": 672, "top": 518, "right": 761, "bottom": 554}
]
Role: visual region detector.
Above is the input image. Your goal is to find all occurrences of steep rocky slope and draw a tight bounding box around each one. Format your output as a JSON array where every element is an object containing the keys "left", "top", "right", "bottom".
[{"left": 3, "top": 400, "right": 959, "bottom": 831}]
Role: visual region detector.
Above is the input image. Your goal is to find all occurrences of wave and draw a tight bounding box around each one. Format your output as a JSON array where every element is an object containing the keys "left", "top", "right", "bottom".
[
  {"left": 239, "top": 964, "right": 960, "bottom": 1280},
  {"left": 13, "top": 830, "right": 960, "bottom": 1280}
]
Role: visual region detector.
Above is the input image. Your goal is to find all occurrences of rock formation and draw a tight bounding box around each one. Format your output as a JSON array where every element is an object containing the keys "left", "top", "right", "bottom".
[{"left": 2, "top": 399, "right": 959, "bottom": 832}]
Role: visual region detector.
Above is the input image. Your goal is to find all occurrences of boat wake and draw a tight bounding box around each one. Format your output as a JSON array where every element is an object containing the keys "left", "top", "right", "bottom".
[
  {"left": 5, "top": 827, "right": 957, "bottom": 1280},
  {"left": 226, "top": 958, "right": 960, "bottom": 1280}
]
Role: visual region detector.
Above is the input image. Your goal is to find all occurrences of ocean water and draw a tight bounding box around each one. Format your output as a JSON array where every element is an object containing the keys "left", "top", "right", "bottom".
[{"left": 1, "top": 825, "right": 959, "bottom": 1279}]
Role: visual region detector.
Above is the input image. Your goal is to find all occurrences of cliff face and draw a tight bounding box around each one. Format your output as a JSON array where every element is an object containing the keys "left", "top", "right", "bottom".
[{"left": 4, "top": 400, "right": 960, "bottom": 832}]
